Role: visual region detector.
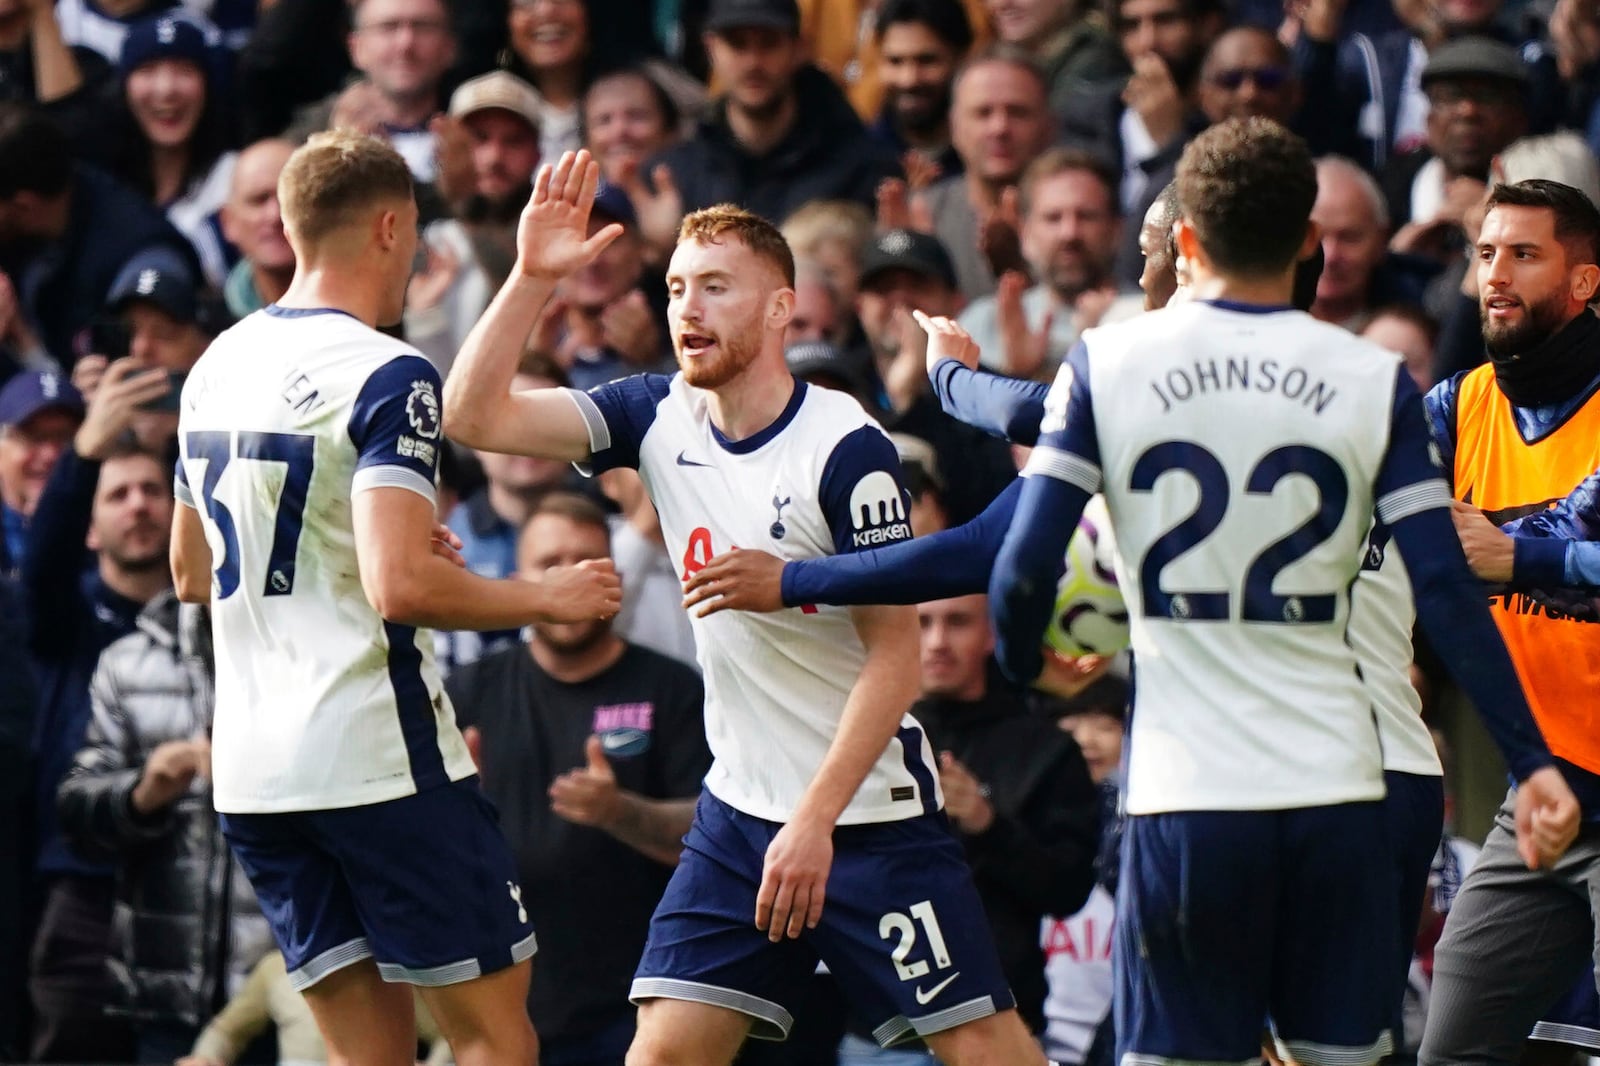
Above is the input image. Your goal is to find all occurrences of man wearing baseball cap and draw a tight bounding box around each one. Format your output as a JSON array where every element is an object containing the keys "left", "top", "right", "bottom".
[
  {"left": 642, "top": 0, "right": 899, "bottom": 243},
  {"left": 103, "top": 249, "right": 209, "bottom": 374},
  {"left": 855, "top": 227, "right": 1017, "bottom": 526},
  {"left": 0, "top": 369, "right": 83, "bottom": 571},
  {"left": 450, "top": 70, "right": 543, "bottom": 219},
  {"left": 1382, "top": 35, "right": 1529, "bottom": 230}
]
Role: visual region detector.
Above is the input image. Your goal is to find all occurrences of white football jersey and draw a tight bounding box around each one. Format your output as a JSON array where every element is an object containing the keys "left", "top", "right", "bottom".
[
  {"left": 1351, "top": 528, "right": 1443, "bottom": 777},
  {"left": 567, "top": 375, "right": 943, "bottom": 825},
  {"left": 1026, "top": 300, "right": 1450, "bottom": 814},
  {"left": 176, "top": 307, "right": 474, "bottom": 814}
]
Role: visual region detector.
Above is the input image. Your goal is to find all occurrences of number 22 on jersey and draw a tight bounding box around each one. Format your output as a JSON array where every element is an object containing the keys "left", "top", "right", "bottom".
[
  {"left": 1131, "top": 441, "right": 1350, "bottom": 624},
  {"left": 185, "top": 430, "right": 316, "bottom": 599}
]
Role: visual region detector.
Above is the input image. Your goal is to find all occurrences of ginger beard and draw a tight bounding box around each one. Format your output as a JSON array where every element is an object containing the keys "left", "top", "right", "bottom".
[{"left": 675, "top": 318, "right": 763, "bottom": 388}]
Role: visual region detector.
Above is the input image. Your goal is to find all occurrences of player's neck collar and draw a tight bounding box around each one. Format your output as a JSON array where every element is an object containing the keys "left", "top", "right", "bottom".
[
  {"left": 264, "top": 304, "right": 361, "bottom": 322},
  {"left": 1199, "top": 298, "right": 1295, "bottom": 315},
  {"left": 709, "top": 380, "right": 808, "bottom": 455}
]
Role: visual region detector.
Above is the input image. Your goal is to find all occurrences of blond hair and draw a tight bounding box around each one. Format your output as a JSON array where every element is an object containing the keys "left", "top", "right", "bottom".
[
  {"left": 679, "top": 204, "right": 796, "bottom": 286},
  {"left": 278, "top": 129, "right": 414, "bottom": 244},
  {"left": 780, "top": 200, "right": 872, "bottom": 265}
]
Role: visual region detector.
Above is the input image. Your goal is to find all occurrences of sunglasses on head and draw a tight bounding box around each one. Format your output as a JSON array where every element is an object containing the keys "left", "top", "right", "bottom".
[{"left": 1210, "top": 66, "right": 1289, "bottom": 90}]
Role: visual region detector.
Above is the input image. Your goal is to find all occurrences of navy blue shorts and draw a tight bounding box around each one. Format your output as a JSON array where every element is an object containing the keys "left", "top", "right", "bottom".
[
  {"left": 631, "top": 789, "right": 1014, "bottom": 1046},
  {"left": 1385, "top": 771, "right": 1446, "bottom": 1032},
  {"left": 1532, "top": 967, "right": 1600, "bottom": 1050},
  {"left": 221, "top": 777, "right": 536, "bottom": 991},
  {"left": 1114, "top": 801, "right": 1397, "bottom": 1066}
]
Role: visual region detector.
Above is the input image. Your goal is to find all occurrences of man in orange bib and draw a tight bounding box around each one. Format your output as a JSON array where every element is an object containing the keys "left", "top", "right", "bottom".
[{"left": 1421, "top": 179, "right": 1600, "bottom": 1066}]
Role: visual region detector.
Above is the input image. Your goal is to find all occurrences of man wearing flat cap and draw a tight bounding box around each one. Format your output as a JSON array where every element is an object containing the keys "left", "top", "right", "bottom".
[{"left": 1380, "top": 35, "right": 1529, "bottom": 232}]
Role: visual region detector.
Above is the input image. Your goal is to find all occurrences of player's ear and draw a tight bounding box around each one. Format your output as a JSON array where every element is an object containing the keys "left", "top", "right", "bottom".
[
  {"left": 1297, "top": 220, "right": 1322, "bottom": 263},
  {"left": 767, "top": 286, "right": 795, "bottom": 332},
  {"left": 376, "top": 208, "right": 399, "bottom": 251},
  {"left": 1571, "top": 262, "right": 1599, "bottom": 305},
  {"left": 1174, "top": 218, "right": 1203, "bottom": 269}
]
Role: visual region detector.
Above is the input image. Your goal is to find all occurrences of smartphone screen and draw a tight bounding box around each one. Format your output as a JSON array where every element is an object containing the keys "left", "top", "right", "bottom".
[{"left": 137, "top": 371, "right": 185, "bottom": 414}]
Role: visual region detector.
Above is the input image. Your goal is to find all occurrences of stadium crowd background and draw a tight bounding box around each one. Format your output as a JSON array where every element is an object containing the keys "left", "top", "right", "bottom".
[{"left": 0, "top": 0, "right": 1592, "bottom": 1058}]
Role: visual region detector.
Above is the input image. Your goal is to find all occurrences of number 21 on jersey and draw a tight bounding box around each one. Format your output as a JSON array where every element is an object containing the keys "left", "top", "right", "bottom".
[{"left": 185, "top": 430, "right": 316, "bottom": 599}]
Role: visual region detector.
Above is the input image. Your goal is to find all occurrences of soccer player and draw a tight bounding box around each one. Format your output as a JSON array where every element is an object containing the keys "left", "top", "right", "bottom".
[
  {"left": 984, "top": 116, "right": 1578, "bottom": 1066},
  {"left": 678, "top": 199, "right": 1470, "bottom": 1060},
  {"left": 169, "top": 131, "right": 622, "bottom": 1066},
  {"left": 444, "top": 149, "right": 1045, "bottom": 1066}
]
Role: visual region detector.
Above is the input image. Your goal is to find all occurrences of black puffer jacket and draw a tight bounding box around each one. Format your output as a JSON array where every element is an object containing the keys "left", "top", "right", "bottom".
[
  {"left": 57, "top": 590, "right": 269, "bottom": 1026},
  {"left": 650, "top": 63, "right": 902, "bottom": 225}
]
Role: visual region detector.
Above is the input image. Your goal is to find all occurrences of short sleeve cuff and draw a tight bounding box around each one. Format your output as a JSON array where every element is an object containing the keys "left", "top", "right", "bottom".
[
  {"left": 1375, "top": 479, "right": 1452, "bottom": 525},
  {"left": 1513, "top": 535, "right": 1568, "bottom": 589},
  {"left": 564, "top": 388, "right": 611, "bottom": 455},
  {"left": 174, "top": 477, "right": 194, "bottom": 508},
  {"left": 352, "top": 465, "right": 437, "bottom": 503}
]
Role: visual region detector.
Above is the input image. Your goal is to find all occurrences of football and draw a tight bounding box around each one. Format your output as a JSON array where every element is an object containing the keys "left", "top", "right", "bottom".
[{"left": 1044, "top": 495, "right": 1130, "bottom": 659}]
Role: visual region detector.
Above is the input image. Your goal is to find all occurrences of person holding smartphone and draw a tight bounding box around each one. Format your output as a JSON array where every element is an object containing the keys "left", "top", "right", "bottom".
[{"left": 74, "top": 250, "right": 210, "bottom": 458}]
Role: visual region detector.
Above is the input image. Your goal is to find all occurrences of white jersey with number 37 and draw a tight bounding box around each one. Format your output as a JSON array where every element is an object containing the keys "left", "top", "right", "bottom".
[{"left": 175, "top": 306, "right": 474, "bottom": 815}]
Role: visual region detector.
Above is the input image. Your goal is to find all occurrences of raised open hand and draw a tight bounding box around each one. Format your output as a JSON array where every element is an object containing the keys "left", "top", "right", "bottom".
[{"left": 517, "top": 149, "right": 627, "bottom": 281}]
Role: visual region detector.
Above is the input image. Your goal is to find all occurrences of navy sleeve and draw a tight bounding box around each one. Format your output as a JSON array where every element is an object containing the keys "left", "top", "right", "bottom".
[
  {"left": 1422, "top": 372, "right": 1465, "bottom": 484},
  {"left": 1502, "top": 470, "right": 1600, "bottom": 590},
  {"left": 990, "top": 344, "right": 1102, "bottom": 683},
  {"left": 781, "top": 479, "right": 1022, "bottom": 606},
  {"left": 818, "top": 425, "right": 914, "bottom": 556},
  {"left": 929, "top": 358, "right": 1051, "bottom": 446},
  {"left": 346, "top": 355, "right": 444, "bottom": 501},
  {"left": 566, "top": 373, "right": 673, "bottom": 474},
  {"left": 1380, "top": 373, "right": 1553, "bottom": 781}
]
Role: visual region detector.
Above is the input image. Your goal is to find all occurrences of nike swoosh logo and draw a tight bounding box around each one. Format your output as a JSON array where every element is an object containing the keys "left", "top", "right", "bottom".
[
  {"left": 601, "top": 735, "right": 630, "bottom": 750},
  {"left": 914, "top": 972, "right": 960, "bottom": 1005},
  {"left": 676, "top": 451, "right": 712, "bottom": 468}
]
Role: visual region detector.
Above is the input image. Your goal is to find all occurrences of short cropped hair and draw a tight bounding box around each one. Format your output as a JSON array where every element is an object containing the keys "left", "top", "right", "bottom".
[
  {"left": 1484, "top": 178, "right": 1600, "bottom": 266},
  {"left": 525, "top": 491, "right": 612, "bottom": 543},
  {"left": 1149, "top": 180, "right": 1181, "bottom": 263},
  {"left": 1497, "top": 132, "right": 1600, "bottom": 209},
  {"left": 279, "top": 129, "right": 415, "bottom": 244},
  {"left": 679, "top": 204, "right": 796, "bottom": 287},
  {"left": 781, "top": 200, "right": 873, "bottom": 264},
  {"left": 875, "top": 0, "right": 974, "bottom": 53},
  {"left": 952, "top": 45, "right": 1048, "bottom": 100},
  {"left": 1177, "top": 117, "right": 1316, "bottom": 278},
  {"left": 1019, "top": 147, "right": 1120, "bottom": 218},
  {"left": 1315, "top": 155, "right": 1390, "bottom": 230}
]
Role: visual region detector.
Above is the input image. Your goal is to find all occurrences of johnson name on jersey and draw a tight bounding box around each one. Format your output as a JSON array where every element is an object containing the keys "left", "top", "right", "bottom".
[
  {"left": 566, "top": 375, "right": 943, "bottom": 826},
  {"left": 176, "top": 306, "right": 475, "bottom": 814},
  {"left": 1027, "top": 301, "right": 1449, "bottom": 815}
]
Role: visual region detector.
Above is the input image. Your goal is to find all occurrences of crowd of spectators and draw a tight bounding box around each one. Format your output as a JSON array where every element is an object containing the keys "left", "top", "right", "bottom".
[{"left": 3, "top": 0, "right": 1598, "bottom": 1058}]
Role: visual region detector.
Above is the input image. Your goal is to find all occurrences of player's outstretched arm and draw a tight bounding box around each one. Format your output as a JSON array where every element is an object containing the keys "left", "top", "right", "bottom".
[
  {"left": 757, "top": 602, "right": 922, "bottom": 943},
  {"left": 170, "top": 502, "right": 213, "bottom": 604},
  {"left": 681, "top": 480, "right": 1024, "bottom": 616},
  {"left": 990, "top": 343, "right": 1100, "bottom": 683},
  {"left": 443, "top": 149, "right": 624, "bottom": 459},
  {"left": 915, "top": 310, "right": 1050, "bottom": 445},
  {"left": 354, "top": 486, "right": 620, "bottom": 629}
]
